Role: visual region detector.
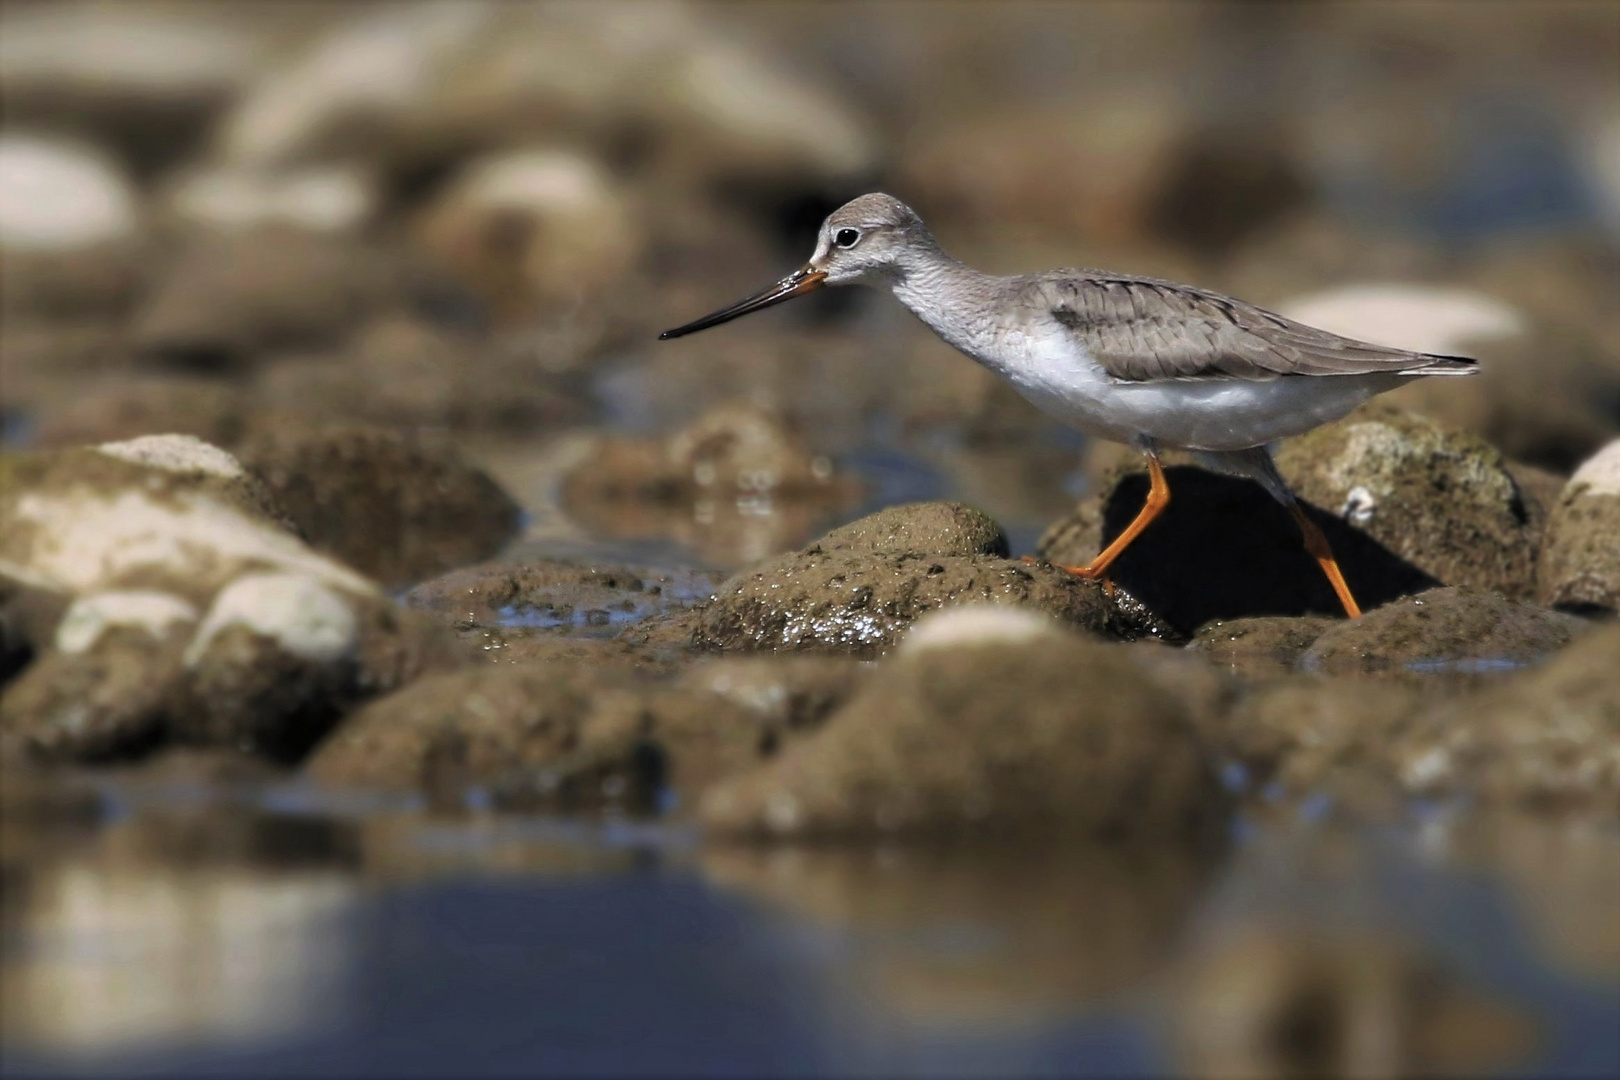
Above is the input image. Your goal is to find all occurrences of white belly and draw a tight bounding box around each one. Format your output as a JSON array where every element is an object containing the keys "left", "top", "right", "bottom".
[{"left": 965, "top": 329, "right": 1400, "bottom": 452}]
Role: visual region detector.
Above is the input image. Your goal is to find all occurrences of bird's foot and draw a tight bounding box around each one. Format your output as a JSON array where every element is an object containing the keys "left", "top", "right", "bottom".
[{"left": 1020, "top": 555, "right": 1115, "bottom": 593}]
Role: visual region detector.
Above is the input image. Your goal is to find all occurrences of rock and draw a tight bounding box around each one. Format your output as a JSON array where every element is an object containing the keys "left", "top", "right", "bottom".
[
  {"left": 0, "top": 135, "right": 146, "bottom": 322},
  {"left": 1172, "top": 928, "right": 1537, "bottom": 1080},
  {"left": 1274, "top": 407, "right": 1544, "bottom": 600},
  {"left": 1300, "top": 586, "right": 1586, "bottom": 677},
  {"left": 1391, "top": 625, "right": 1620, "bottom": 811},
  {"left": 235, "top": 424, "right": 522, "bottom": 589},
  {"left": 1213, "top": 677, "right": 1424, "bottom": 802},
  {"left": 128, "top": 226, "right": 399, "bottom": 371},
  {"left": 673, "top": 654, "right": 865, "bottom": 744},
  {"left": 0, "top": 5, "right": 267, "bottom": 177},
  {"left": 693, "top": 503, "right": 1161, "bottom": 657},
  {"left": 561, "top": 402, "right": 863, "bottom": 568},
  {"left": 1280, "top": 284, "right": 1619, "bottom": 472},
  {"left": 403, "top": 559, "right": 718, "bottom": 638},
  {"left": 453, "top": 629, "right": 685, "bottom": 677},
  {"left": 412, "top": 148, "right": 640, "bottom": 321},
  {"left": 1038, "top": 459, "right": 1437, "bottom": 636},
  {"left": 699, "top": 616, "right": 1229, "bottom": 841},
  {"left": 251, "top": 315, "right": 596, "bottom": 433},
  {"left": 167, "top": 164, "right": 377, "bottom": 235},
  {"left": 32, "top": 375, "right": 248, "bottom": 449},
  {"left": 308, "top": 664, "right": 776, "bottom": 814},
  {"left": 305, "top": 665, "right": 597, "bottom": 793},
  {"left": 1538, "top": 441, "right": 1620, "bottom": 614},
  {"left": 216, "top": 3, "right": 876, "bottom": 192},
  {"left": 0, "top": 134, "right": 139, "bottom": 252},
  {"left": 0, "top": 438, "right": 457, "bottom": 764},
  {"left": 1187, "top": 616, "right": 1336, "bottom": 679}
]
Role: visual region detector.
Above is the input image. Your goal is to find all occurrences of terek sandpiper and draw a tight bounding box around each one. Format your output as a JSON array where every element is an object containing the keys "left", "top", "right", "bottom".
[{"left": 660, "top": 193, "right": 1478, "bottom": 618}]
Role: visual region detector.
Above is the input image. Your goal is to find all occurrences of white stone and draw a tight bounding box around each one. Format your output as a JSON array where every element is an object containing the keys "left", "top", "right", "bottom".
[
  {"left": 901, "top": 605, "right": 1064, "bottom": 655},
  {"left": 218, "top": 1, "right": 493, "bottom": 166},
  {"left": 185, "top": 572, "right": 359, "bottom": 666},
  {"left": 1278, "top": 284, "right": 1526, "bottom": 355},
  {"left": 97, "top": 434, "right": 246, "bottom": 480},
  {"left": 0, "top": 135, "right": 137, "bottom": 250},
  {"left": 9, "top": 489, "right": 374, "bottom": 599},
  {"left": 169, "top": 165, "right": 374, "bottom": 233},
  {"left": 55, "top": 591, "right": 199, "bottom": 654},
  {"left": 1568, "top": 440, "right": 1620, "bottom": 498}
]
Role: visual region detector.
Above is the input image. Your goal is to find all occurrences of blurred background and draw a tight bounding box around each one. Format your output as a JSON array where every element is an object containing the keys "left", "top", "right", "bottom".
[{"left": 2, "top": 1, "right": 1617, "bottom": 1077}]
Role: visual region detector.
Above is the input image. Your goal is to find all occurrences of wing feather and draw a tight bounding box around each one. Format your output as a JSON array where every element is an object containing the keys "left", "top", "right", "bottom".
[{"left": 1041, "top": 273, "right": 1478, "bottom": 382}]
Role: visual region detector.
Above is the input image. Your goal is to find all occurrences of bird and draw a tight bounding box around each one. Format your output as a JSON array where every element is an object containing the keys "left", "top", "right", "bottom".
[{"left": 659, "top": 193, "right": 1479, "bottom": 618}]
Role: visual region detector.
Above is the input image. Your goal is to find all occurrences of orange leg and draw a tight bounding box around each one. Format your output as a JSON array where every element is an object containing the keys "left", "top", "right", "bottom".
[
  {"left": 1289, "top": 504, "right": 1362, "bottom": 618},
  {"left": 1058, "top": 454, "right": 1171, "bottom": 579}
]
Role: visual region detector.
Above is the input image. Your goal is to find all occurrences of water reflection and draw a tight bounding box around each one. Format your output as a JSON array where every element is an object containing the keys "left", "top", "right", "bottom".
[
  {"left": 701, "top": 840, "right": 1224, "bottom": 1029},
  {"left": 1, "top": 806, "right": 359, "bottom": 1060}
]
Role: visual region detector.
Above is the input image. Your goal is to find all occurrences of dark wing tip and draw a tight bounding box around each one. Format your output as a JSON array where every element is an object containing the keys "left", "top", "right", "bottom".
[{"left": 1409, "top": 352, "right": 1480, "bottom": 374}]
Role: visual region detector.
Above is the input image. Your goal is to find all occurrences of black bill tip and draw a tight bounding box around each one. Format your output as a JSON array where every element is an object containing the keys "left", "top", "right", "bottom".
[{"left": 658, "top": 268, "right": 826, "bottom": 341}]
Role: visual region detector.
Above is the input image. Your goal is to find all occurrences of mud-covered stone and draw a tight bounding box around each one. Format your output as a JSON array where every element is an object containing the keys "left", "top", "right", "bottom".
[
  {"left": 403, "top": 559, "right": 718, "bottom": 636},
  {"left": 814, "top": 501, "right": 1009, "bottom": 559},
  {"left": 674, "top": 655, "right": 865, "bottom": 744},
  {"left": 1039, "top": 461, "right": 1435, "bottom": 635},
  {"left": 561, "top": 403, "right": 862, "bottom": 565},
  {"left": 236, "top": 424, "right": 522, "bottom": 589},
  {"left": 1392, "top": 625, "right": 1620, "bottom": 811},
  {"left": 1039, "top": 408, "right": 1548, "bottom": 633},
  {"left": 1213, "top": 677, "right": 1424, "bottom": 800},
  {"left": 700, "top": 627, "right": 1229, "bottom": 841},
  {"left": 305, "top": 666, "right": 597, "bottom": 792},
  {"left": 0, "top": 438, "right": 457, "bottom": 764},
  {"left": 1275, "top": 406, "right": 1543, "bottom": 599},
  {"left": 1187, "top": 616, "right": 1336, "bottom": 679},
  {"left": 1300, "top": 587, "right": 1586, "bottom": 677},
  {"left": 1537, "top": 441, "right": 1620, "bottom": 614},
  {"left": 694, "top": 546, "right": 1155, "bottom": 658}
]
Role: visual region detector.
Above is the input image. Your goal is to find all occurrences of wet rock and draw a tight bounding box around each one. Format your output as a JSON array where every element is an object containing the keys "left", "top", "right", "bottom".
[
  {"left": 1213, "top": 677, "right": 1425, "bottom": 802},
  {"left": 1038, "top": 459, "right": 1436, "bottom": 636},
  {"left": 815, "top": 500, "right": 1009, "bottom": 559},
  {"left": 309, "top": 663, "right": 774, "bottom": 814},
  {"left": 455, "top": 628, "right": 684, "bottom": 678},
  {"left": 236, "top": 424, "right": 522, "bottom": 589},
  {"left": 129, "top": 226, "right": 398, "bottom": 372},
  {"left": 1392, "top": 625, "right": 1620, "bottom": 812},
  {"left": 1187, "top": 616, "right": 1336, "bottom": 679},
  {"left": 0, "top": 135, "right": 145, "bottom": 322},
  {"left": 673, "top": 654, "right": 865, "bottom": 745},
  {"left": 1173, "top": 928, "right": 1537, "bottom": 1080},
  {"left": 1276, "top": 407, "right": 1545, "bottom": 599},
  {"left": 32, "top": 375, "right": 248, "bottom": 450},
  {"left": 252, "top": 315, "right": 596, "bottom": 434},
  {"left": 305, "top": 666, "right": 597, "bottom": 793},
  {"left": 1537, "top": 441, "right": 1620, "bottom": 614},
  {"left": 403, "top": 559, "right": 718, "bottom": 638},
  {"left": 0, "top": 437, "right": 457, "bottom": 764},
  {"left": 413, "top": 148, "right": 641, "bottom": 321},
  {"left": 562, "top": 402, "right": 862, "bottom": 567},
  {"left": 1300, "top": 587, "right": 1586, "bottom": 677},
  {"left": 693, "top": 512, "right": 1157, "bottom": 657},
  {"left": 700, "top": 612, "right": 1228, "bottom": 840},
  {"left": 1280, "top": 284, "right": 1620, "bottom": 472}
]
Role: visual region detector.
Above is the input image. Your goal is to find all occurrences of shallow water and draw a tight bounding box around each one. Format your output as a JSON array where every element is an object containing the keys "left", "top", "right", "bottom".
[{"left": 3, "top": 775, "right": 1617, "bottom": 1078}]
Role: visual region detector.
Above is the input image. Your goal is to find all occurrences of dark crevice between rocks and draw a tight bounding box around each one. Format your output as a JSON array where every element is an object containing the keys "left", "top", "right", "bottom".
[{"left": 1092, "top": 467, "right": 1439, "bottom": 637}]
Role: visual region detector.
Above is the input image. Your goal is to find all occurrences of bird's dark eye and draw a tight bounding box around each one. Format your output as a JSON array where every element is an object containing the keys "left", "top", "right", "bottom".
[{"left": 834, "top": 228, "right": 861, "bottom": 248}]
